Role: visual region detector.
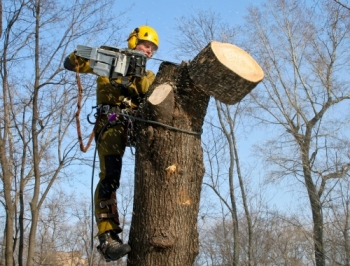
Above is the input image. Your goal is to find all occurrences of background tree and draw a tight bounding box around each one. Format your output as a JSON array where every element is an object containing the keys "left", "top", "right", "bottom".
[
  {"left": 334, "top": 0, "right": 350, "bottom": 10},
  {"left": 322, "top": 175, "right": 350, "bottom": 264},
  {"left": 244, "top": 0, "right": 350, "bottom": 265},
  {"left": 0, "top": 0, "right": 128, "bottom": 265}
]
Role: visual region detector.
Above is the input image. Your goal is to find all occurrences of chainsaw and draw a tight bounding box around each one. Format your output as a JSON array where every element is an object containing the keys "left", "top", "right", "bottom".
[{"left": 75, "top": 45, "right": 147, "bottom": 79}]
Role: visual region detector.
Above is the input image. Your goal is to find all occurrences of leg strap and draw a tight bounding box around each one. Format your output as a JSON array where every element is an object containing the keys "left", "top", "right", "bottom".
[
  {"left": 97, "top": 198, "right": 117, "bottom": 209},
  {"left": 97, "top": 213, "right": 119, "bottom": 220},
  {"left": 95, "top": 192, "right": 120, "bottom": 225}
]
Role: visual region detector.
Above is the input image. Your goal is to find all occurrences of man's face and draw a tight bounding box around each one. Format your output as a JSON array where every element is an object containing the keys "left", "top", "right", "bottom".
[{"left": 135, "top": 40, "right": 157, "bottom": 58}]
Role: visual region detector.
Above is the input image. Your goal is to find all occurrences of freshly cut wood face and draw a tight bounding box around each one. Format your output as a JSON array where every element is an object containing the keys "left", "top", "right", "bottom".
[
  {"left": 211, "top": 41, "right": 264, "bottom": 83},
  {"left": 188, "top": 40, "right": 264, "bottom": 105},
  {"left": 148, "top": 84, "right": 172, "bottom": 105}
]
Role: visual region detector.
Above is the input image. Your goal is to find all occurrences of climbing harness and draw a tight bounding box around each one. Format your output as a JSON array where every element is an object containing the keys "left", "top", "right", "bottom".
[
  {"left": 77, "top": 90, "right": 202, "bottom": 153},
  {"left": 87, "top": 104, "right": 136, "bottom": 147}
]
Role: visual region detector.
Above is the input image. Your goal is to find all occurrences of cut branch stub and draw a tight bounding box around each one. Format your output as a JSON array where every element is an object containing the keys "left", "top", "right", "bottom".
[
  {"left": 188, "top": 41, "right": 264, "bottom": 105},
  {"left": 147, "top": 83, "right": 174, "bottom": 124}
]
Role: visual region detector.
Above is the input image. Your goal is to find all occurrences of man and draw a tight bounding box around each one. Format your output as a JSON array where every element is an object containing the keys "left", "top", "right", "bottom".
[{"left": 64, "top": 25, "right": 159, "bottom": 261}]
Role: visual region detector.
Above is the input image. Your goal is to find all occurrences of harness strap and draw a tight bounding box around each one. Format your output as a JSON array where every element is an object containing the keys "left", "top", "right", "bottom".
[
  {"left": 96, "top": 198, "right": 116, "bottom": 209},
  {"left": 96, "top": 213, "right": 119, "bottom": 220}
]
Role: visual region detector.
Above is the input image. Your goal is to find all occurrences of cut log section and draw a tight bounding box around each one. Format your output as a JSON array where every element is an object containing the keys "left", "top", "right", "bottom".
[{"left": 188, "top": 41, "right": 264, "bottom": 105}]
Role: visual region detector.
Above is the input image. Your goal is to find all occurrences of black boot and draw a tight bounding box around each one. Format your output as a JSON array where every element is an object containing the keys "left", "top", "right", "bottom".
[{"left": 97, "top": 230, "right": 131, "bottom": 262}]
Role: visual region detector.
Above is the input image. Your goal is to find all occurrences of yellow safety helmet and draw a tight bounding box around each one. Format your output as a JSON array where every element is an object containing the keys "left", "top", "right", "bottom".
[{"left": 127, "top": 25, "right": 159, "bottom": 50}]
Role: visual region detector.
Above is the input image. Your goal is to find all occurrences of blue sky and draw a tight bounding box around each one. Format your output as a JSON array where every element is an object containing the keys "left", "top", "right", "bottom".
[{"left": 113, "top": 1, "right": 258, "bottom": 71}]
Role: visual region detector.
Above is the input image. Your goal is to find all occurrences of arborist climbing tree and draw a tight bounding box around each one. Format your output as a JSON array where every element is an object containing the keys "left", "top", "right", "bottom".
[
  {"left": 64, "top": 25, "right": 264, "bottom": 265},
  {"left": 63, "top": 25, "right": 160, "bottom": 262}
]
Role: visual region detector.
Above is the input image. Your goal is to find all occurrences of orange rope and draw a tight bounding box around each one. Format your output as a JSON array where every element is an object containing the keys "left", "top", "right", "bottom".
[{"left": 75, "top": 58, "right": 95, "bottom": 152}]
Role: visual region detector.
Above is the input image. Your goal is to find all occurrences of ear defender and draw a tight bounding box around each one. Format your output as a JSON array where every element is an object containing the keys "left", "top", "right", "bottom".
[{"left": 127, "top": 28, "right": 139, "bottom": 49}]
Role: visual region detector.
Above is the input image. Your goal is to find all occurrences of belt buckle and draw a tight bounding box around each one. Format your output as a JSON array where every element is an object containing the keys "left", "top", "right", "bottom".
[{"left": 101, "top": 105, "right": 110, "bottom": 114}]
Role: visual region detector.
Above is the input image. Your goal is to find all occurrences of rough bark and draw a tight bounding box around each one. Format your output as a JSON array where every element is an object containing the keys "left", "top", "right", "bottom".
[
  {"left": 128, "top": 62, "right": 209, "bottom": 266},
  {"left": 129, "top": 42, "right": 263, "bottom": 265}
]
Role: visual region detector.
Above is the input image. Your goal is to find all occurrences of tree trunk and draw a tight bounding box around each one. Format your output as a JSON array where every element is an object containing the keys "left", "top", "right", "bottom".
[
  {"left": 302, "top": 151, "right": 325, "bottom": 266},
  {"left": 27, "top": 3, "right": 41, "bottom": 264},
  {"left": 128, "top": 62, "right": 209, "bottom": 266},
  {"left": 1, "top": 29, "right": 14, "bottom": 266},
  {"left": 129, "top": 41, "right": 263, "bottom": 265}
]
